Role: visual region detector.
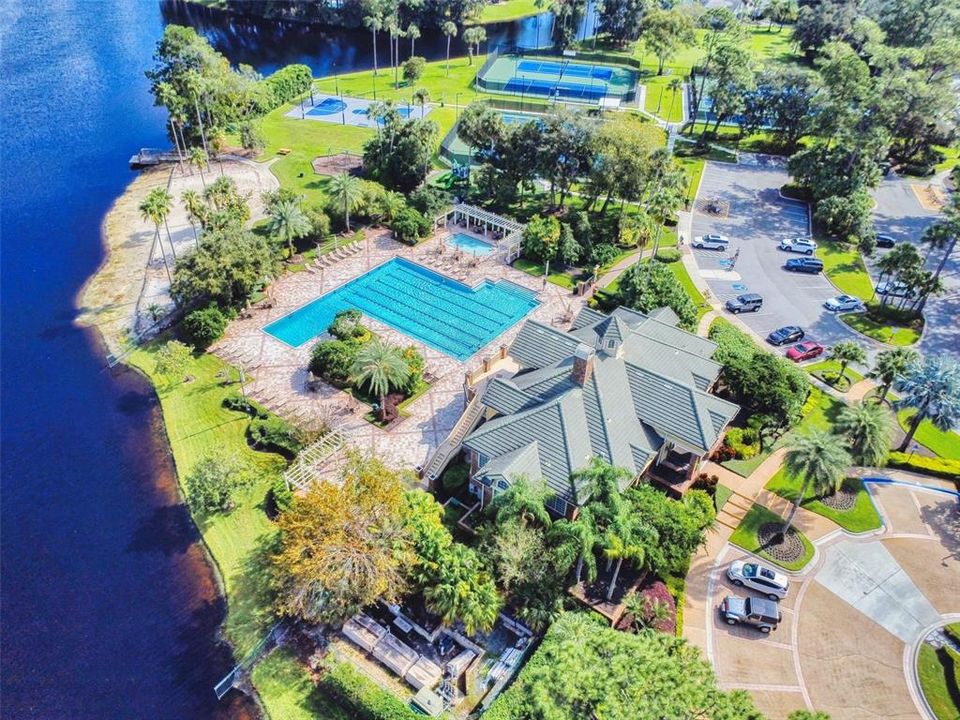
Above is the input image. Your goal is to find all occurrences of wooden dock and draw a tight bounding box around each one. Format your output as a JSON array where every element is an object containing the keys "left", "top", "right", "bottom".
[{"left": 128, "top": 148, "right": 181, "bottom": 168}]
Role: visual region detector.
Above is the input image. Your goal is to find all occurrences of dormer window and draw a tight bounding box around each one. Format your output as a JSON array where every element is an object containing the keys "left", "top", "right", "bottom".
[{"left": 607, "top": 339, "right": 616, "bottom": 349}]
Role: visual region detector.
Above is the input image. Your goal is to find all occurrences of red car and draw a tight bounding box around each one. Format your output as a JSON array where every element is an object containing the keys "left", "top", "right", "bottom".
[{"left": 786, "top": 341, "right": 824, "bottom": 362}]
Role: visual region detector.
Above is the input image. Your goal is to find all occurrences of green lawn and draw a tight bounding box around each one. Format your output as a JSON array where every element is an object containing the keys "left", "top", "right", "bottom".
[
  {"left": 840, "top": 312, "right": 921, "bottom": 346},
  {"left": 474, "top": 0, "right": 543, "bottom": 23},
  {"left": 253, "top": 648, "right": 352, "bottom": 720},
  {"left": 676, "top": 155, "right": 705, "bottom": 207},
  {"left": 643, "top": 76, "right": 686, "bottom": 123},
  {"left": 715, "top": 484, "right": 734, "bottom": 512},
  {"left": 512, "top": 257, "right": 579, "bottom": 289},
  {"left": 765, "top": 471, "right": 882, "bottom": 534},
  {"left": 897, "top": 408, "right": 960, "bottom": 460},
  {"left": 804, "top": 359, "right": 865, "bottom": 392},
  {"left": 126, "top": 348, "right": 284, "bottom": 657},
  {"left": 819, "top": 240, "right": 873, "bottom": 299},
  {"left": 722, "top": 387, "right": 843, "bottom": 476},
  {"left": 917, "top": 640, "right": 960, "bottom": 720},
  {"left": 933, "top": 144, "right": 960, "bottom": 173},
  {"left": 729, "top": 503, "right": 815, "bottom": 572},
  {"left": 666, "top": 259, "right": 710, "bottom": 321}
]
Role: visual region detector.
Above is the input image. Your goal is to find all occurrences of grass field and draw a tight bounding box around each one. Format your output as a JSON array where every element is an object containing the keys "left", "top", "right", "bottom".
[
  {"left": 474, "top": 0, "right": 543, "bottom": 23},
  {"left": 676, "top": 155, "right": 705, "bottom": 207},
  {"left": 819, "top": 240, "right": 873, "bottom": 299},
  {"left": 897, "top": 408, "right": 960, "bottom": 460},
  {"left": 729, "top": 503, "right": 814, "bottom": 571},
  {"left": 840, "top": 312, "right": 921, "bottom": 346},
  {"left": 253, "top": 648, "right": 351, "bottom": 720},
  {"left": 126, "top": 348, "right": 284, "bottom": 657},
  {"left": 643, "top": 76, "right": 685, "bottom": 123},
  {"left": 917, "top": 638, "right": 960, "bottom": 720},
  {"left": 765, "top": 472, "right": 882, "bottom": 534},
  {"left": 804, "top": 358, "right": 865, "bottom": 392}
]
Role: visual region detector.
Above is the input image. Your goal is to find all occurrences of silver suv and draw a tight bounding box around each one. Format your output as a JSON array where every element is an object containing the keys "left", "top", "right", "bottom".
[
  {"left": 693, "top": 233, "right": 730, "bottom": 250},
  {"left": 779, "top": 237, "right": 817, "bottom": 255},
  {"left": 720, "top": 595, "right": 782, "bottom": 633},
  {"left": 726, "top": 560, "right": 789, "bottom": 600}
]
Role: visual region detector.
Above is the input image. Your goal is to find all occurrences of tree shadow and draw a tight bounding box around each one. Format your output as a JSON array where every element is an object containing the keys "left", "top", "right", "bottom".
[{"left": 920, "top": 499, "right": 960, "bottom": 563}]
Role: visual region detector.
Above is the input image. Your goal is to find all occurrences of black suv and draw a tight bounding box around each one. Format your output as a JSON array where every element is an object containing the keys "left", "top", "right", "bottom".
[
  {"left": 767, "top": 326, "right": 804, "bottom": 346},
  {"left": 784, "top": 257, "right": 823, "bottom": 274}
]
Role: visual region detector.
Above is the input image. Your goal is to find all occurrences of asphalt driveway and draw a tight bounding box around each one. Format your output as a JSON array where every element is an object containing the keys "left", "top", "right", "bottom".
[
  {"left": 690, "top": 161, "right": 860, "bottom": 350},
  {"left": 870, "top": 175, "right": 959, "bottom": 361}
]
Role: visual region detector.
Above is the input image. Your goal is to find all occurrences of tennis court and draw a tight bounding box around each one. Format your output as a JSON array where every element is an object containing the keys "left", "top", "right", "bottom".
[
  {"left": 285, "top": 94, "right": 431, "bottom": 128},
  {"left": 477, "top": 55, "right": 637, "bottom": 104}
]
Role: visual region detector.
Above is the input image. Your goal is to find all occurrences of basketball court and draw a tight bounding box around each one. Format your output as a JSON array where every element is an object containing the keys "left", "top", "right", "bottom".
[{"left": 285, "top": 94, "right": 432, "bottom": 128}]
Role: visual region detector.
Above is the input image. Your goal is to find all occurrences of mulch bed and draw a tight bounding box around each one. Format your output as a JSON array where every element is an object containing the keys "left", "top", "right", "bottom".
[
  {"left": 312, "top": 152, "right": 363, "bottom": 176},
  {"left": 818, "top": 487, "right": 857, "bottom": 511},
  {"left": 757, "top": 522, "right": 805, "bottom": 563}
]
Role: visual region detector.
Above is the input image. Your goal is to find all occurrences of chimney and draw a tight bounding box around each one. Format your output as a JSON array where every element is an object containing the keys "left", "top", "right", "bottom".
[{"left": 572, "top": 343, "right": 595, "bottom": 386}]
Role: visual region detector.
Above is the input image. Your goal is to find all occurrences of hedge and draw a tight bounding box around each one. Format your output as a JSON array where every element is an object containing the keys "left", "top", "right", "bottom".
[
  {"left": 261, "top": 64, "right": 313, "bottom": 109},
  {"left": 319, "top": 660, "right": 420, "bottom": 720},
  {"left": 886, "top": 452, "right": 960, "bottom": 482}
]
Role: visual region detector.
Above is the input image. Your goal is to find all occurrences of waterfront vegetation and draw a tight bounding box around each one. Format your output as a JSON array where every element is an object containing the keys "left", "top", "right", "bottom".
[{"left": 474, "top": 0, "right": 541, "bottom": 24}]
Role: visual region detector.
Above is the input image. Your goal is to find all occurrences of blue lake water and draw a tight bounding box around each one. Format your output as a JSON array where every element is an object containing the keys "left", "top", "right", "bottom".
[{"left": 265, "top": 258, "right": 537, "bottom": 359}]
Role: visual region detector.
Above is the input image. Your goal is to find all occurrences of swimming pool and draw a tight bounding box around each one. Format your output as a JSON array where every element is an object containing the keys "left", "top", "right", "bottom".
[
  {"left": 447, "top": 233, "right": 495, "bottom": 257},
  {"left": 264, "top": 258, "right": 538, "bottom": 360}
]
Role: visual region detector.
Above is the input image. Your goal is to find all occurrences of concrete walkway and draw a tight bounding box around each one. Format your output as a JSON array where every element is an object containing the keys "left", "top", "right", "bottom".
[{"left": 596, "top": 249, "right": 640, "bottom": 288}]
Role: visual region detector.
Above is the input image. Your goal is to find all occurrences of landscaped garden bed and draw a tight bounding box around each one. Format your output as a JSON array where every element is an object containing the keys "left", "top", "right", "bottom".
[
  {"left": 765, "top": 471, "right": 882, "bottom": 534},
  {"left": 804, "top": 359, "right": 864, "bottom": 392},
  {"left": 841, "top": 309, "right": 922, "bottom": 346},
  {"left": 917, "top": 623, "right": 960, "bottom": 720},
  {"left": 729, "top": 503, "right": 814, "bottom": 572}
]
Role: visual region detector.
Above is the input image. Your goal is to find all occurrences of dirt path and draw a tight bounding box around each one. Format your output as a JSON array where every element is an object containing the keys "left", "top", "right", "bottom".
[{"left": 76, "top": 157, "right": 278, "bottom": 356}]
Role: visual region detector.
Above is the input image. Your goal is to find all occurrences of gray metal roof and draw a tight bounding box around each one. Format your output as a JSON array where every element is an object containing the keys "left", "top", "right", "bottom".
[
  {"left": 648, "top": 306, "right": 680, "bottom": 326},
  {"left": 476, "top": 442, "right": 543, "bottom": 485},
  {"left": 463, "top": 307, "right": 739, "bottom": 506}
]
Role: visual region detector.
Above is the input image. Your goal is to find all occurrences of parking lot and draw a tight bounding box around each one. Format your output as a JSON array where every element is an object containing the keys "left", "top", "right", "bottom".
[
  {"left": 705, "top": 481, "right": 959, "bottom": 720},
  {"left": 690, "top": 161, "right": 862, "bottom": 350}
]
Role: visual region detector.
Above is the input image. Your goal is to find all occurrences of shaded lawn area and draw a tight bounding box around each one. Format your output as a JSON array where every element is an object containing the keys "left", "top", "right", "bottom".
[
  {"left": 729, "top": 503, "right": 815, "bottom": 572},
  {"left": 804, "top": 358, "right": 865, "bottom": 392},
  {"left": 840, "top": 312, "right": 921, "bottom": 347},
  {"left": 252, "top": 647, "right": 352, "bottom": 720},
  {"left": 819, "top": 240, "right": 873, "bottom": 300},
  {"left": 643, "top": 76, "right": 686, "bottom": 123},
  {"left": 722, "top": 387, "right": 843, "bottom": 477},
  {"left": 474, "top": 0, "right": 542, "bottom": 23},
  {"left": 897, "top": 408, "right": 960, "bottom": 460},
  {"left": 126, "top": 347, "right": 284, "bottom": 657},
  {"left": 680, "top": 122, "right": 785, "bottom": 155},
  {"left": 673, "top": 139, "right": 738, "bottom": 164},
  {"left": 765, "top": 472, "right": 882, "bottom": 534},
  {"left": 676, "top": 155, "right": 705, "bottom": 207},
  {"left": 916, "top": 641, "right": 960, "bottom": 720}
]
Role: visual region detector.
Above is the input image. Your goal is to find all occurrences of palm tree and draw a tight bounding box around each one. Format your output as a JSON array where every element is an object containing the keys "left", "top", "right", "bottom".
[
  {"left": 147, "top": 187, "right": 176, "bottom": 262},
  {"left": 413, "top": 87, "right": 431, "bottom": 118},
  {"left": 868, "top": 348, "right": 920, "bottom": 404},
  {"left": 919, "top": 194, "right": 959, "bottom": 306},
  {"left": 667, "top": 77, "right": 683, "bottom": 123},
  {"left": 487, "top": 475, "right": 552, "bottom": 528},
  {"left": 623, "top": 591, "right": 670, "bottom": 632},
  {"left": 139, "top": 192, "right": 173, "bottom": 285},
  {"left": 363, "top": 14, "right": 383, "bottom": 76},
  {"left": 462, "top": 26, "right": 486, "bottom": 65},
  {"left": 181, "top": 189, "right": 205, "bottom": 247},
  {"left": 894, "top": 356, "right": 960, "bottom": 451},
  {"left": 782, "top": 430, "right": 852, "bottom": 531},
  {"left": 406, "top": 23, "right": 420, "bottom": 56},
  {"left": 442, "top": 21, "right": 458, "bottom": 78},
  {"left": 603, "top": 513, "right": 651, "bottom": 601},
  {"left": 827, "top": 340, "right": 866, "bottom": 384},
  {"left": 328, "top": 171, "right": 364, "bottom": 230},
  {"left": 350, "top": 339, "right": 411, "bottom": 420},
  {"left": 549, "top": 512, "right": 598, "bottom": 584},
  {"left": 458, "top": 577, "right": 502, "bottom": 636},
  {"left": 188, "top": 146, "right": 208, "bottom": 188},
  {"left": 835, "top": 401, "right": 893, "bottom": 467},
  {"left": 208, "top": 126, "right": 227, "bottom": 175},
  {"left": 268, "top": 198, "right": 311, "bottom": 259},
  {"left": 646, "top": 170, "right": 686, "bottom": 257}
]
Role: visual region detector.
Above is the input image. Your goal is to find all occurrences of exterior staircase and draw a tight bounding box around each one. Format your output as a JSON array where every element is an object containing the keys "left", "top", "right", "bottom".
[
  {"left": 715, "top": 490, "right": 754, "bottom": 531},
  {"left": 422, "top": 392, "right": 486, "bottom": 485}
]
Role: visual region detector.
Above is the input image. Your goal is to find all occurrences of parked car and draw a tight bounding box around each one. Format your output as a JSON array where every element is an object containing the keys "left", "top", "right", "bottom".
[
  {"left": 767, "top": 326, "right": 804, "bottom": 346},
  {"left": 725, "top": 293, "right": 763, "bottom": 314},
  {"left": 875, "top": 234, "right": 896, "bottom": 248},
  {"left": 786, "top": 341, "right": 824, "bottom": 362},
  {"left": 727, "top": 561, "right": 790, "bottom": 600},
  {"left": 824, "top": 294, "right": 864, "bottom": 312},
  {"left": 784, "top": 257, "right": 823, "bottom": 273},
  {"left": 779, "top": 237, "right": 818, "bottom": 255},
  {"left": 876, "top": 281, "right": 916, "bottom": 298},
  {"left": 720, "top": 595, "right": 781, "bottom": 633},
  {"left": 693, "top": 233, "right": 730, "bottom": 250}
]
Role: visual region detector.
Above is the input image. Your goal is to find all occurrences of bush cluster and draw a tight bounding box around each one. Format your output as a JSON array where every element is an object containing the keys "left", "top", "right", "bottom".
[
  {"left": 390, "top": 206, "right": 431, "bottom": 245},
  {"left": 259, "top": 64, "right": 312, "bottom": 111},
  {"left": 319, "top": 660, "right": 420, "bottom": 720},
  {"left": 886, "top": 452, "right": 960, "bottom": 481},
  {"left": 724, "top": 427, "right": 760, "bottom": 460},
  {"left": 181, "top": 303, "right": 230, "bottom": 350}
]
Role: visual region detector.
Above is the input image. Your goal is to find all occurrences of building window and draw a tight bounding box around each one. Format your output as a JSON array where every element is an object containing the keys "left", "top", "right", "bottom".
[
  {"left": 545, "top": 494, "right": 566, "bottom": 516},
  {"left": 496, "top": 479, "right": 509, "bottom": 492},
  {"left": 607, "top": 339, "right": 616, "bottom": 349},
  {"left": 477, "top": 453, "right": 489, "bottom": 467}
]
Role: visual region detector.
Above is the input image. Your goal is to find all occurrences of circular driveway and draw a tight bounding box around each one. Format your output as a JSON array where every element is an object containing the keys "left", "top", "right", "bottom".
[{"left": 704, "top": 481, "right": 960, "bottom": 720}]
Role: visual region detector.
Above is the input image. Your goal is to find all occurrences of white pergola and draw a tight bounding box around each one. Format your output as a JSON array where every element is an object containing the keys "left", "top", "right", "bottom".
[
  {"left": 436, "top": 204, "right": 525, "bottom": 262},
  {"left": 283, "top": 429, "right": 348, "bottom": 491}
]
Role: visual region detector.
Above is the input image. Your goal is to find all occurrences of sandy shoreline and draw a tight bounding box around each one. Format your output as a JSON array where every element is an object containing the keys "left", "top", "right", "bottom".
[{"left": 75, "top": 158, "right": 279, "bottom": 357}]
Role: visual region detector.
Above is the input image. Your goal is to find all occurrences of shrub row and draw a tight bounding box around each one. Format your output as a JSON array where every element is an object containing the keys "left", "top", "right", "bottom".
[
  {"left": 886, "top": 452, "right": 960, "bottom": 482},
  {"left": 259, "top": 64, "right": 313, "bottom": 111},
  {"left": 222, "top": 392, "right": 303, "bottom": 458},
  {"left": 319, "top": 660, "right": 420, "bottom": 720}
]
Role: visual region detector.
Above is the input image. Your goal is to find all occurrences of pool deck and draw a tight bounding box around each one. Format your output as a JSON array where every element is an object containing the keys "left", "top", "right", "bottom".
[{"left": 212, "top": 228, "right": 585, "bottom": 475}]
